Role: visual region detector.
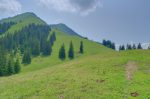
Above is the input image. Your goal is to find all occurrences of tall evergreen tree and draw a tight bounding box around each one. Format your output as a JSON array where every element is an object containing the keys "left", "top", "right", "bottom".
[
  {"left": 79, "top": 41, "right": 84, "bottom": 54},
  {"left": 14, "top": 58, "right": 21, "bottom": 73},
  {"left": 68, "top": 41, "right": 74, "bottom": 59},
  {"left": 122, "top": 45, "right": 125, "bottom": 50},
  {"left": 52, "top": 32, "right": 56, "bottom": 41},
  {"left": 137, "top": 43, "right": 142, "bottom": 49},
  {"left": 132, "top": 44, "right": 137, "bottom": 49},
  {"left": 22, "top": 49, "right": 31, "bottom": 64},
  {"left": 126, "top": 44, "right": 132, "bottom": 50},
  {"left": 148, "top": 45, "right": 150, "bottom": 50},
  {"left": 32, "top": 39, "right": 40, "bottom": 56},
  {"left": 59, "top": 44, "right": 66, "bottom": 60},
  {"left": 102, "top": 39, "right": 107, "bottom": 46},
  {"left": 111, "top": 43, "right": 116, "bottom": 50},
  {"left": 50, "top": 35, "right": 54, "bottom": 46},
  {"left": 0, "top": 46, "right": 7, "bottom": 76},
  {"left": 49, "top": 32, "right": 56, "bottom": 46},
  {"left": 7, "top": 57, "right": 14, "bottom": 75},
  {"left": 119, "top": 45, "right": 122, "bottom": 51},
  {"left": 43, "top": 41, "right": 52, "bottom": 56}
]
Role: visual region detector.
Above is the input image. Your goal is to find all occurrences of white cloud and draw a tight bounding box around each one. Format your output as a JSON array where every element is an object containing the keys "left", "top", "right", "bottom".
[
  {"left": 0, "top": 0, "right": 22, "bottom": 14},
  {"left": 38, "top": 0, "right": 102, "bottom": 16}
]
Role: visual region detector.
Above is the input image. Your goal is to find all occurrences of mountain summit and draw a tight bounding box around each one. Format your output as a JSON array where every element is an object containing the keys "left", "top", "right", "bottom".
[{"left": 0, "top": 12, "right": 46, "bottom": 24}]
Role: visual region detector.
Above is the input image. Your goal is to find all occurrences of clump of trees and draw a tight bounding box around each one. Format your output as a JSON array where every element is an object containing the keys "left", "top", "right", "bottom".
[
  {"left": 0, "top": 47, "right": 21, "bottom": 76},
  {"left": 0, "top": 23, "right": 51, "bottom": 54},
  {"left": 22, "top": 48, "right": 31, "bottom": 64},
  {"left": 59, "top": 41, "right": 84, "bottom": 60},
  {"left": 102, "top": 39, "right": 116, "bottom": 50},
  {"left": 0, "top": 23, "right": 57, "bottom": 77},
  {"left": 0, "top": 24, "right": 57, "bottom": 65},
  {"left": 119, "top": 43, "right": 143, "bottom": 51},
  {"left": 119, "top": 45, "right": 125, "bottom": 51}
]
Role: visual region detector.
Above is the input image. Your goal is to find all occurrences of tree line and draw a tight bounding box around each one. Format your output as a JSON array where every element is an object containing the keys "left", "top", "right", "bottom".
[
  {"left": 119, "top": 43, "right": 142, "bottom": 51},
  {"left": 59, "top": 41, "right": 84, "bottom": 60}
]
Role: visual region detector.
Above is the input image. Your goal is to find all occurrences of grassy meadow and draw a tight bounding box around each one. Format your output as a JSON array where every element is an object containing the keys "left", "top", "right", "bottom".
[{"left": 0, "top": 29, "right": 149, "bottom": 99}]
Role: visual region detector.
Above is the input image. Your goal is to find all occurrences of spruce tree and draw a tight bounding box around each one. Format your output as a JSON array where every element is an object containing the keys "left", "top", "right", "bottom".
[
  {"left": 50, "top": 32, "right": 56, "bottom": 46},
  {"left": 119, "top": 45, "right": 122, "bottom": 51},
  {"left": 102, "top": 39, "right": 106, "bottom": 46},
  {"left": 50, "top": 35, "right": 54, "bottom": 46},
  {"left": 132, "top": 44, "right": 136, "bottom": 49},
  {"left": 148, "top": 45, "right": 150, "bottom": 50},
  {"left": 52, "top": 32, "right": 56, "bottom": 41},
  {"left": 0, "top": 46, "right": 7, "bottom": 76},
  {"left": 68, "top": 41, "right": 74, "bottom": 59},
  {"left": 59, "top": 44, "right": 66, "bottom": 60},
  {"left": 111, "top": 43, "right": 116, "bottom": 50},
  {"left": 43, "top": 41, "right": 52, "bottom": 56},
  {"left": 22, "top": 49, "right": 31, "bottom": 64},
  {"left": 137, "top": 43, "right": 142, "bottom": 49},
  {"left": 79, "top": 41, "right": 84, "bottom": 54},
  {"left": 14, "top": 58, "right": 21, "bottom": 73},
  {"left": 32, "top": 39, "right": 40, "bottom": 56},
  {"left": 122, "top": 45, "right": 125, "bottom": 50},
  {"left": 126, "top": 44, "right": 132, "bottom": 50},
  {"left": 7, "top": 58, "right": 14, "bottom": 75}
]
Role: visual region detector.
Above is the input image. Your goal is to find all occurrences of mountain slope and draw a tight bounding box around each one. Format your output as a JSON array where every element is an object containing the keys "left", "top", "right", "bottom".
[
  {"left": 22, "top": 29, "right": 115, "bottom": 73},
  {"left": 50, "top": 23, "right": 81, "bottom": 37},
  {"left": 0, "top": 28, "right": 121, "bottom": 98},
  {"left": 0, "top": 12, "right": 149, "bottom": 99}
]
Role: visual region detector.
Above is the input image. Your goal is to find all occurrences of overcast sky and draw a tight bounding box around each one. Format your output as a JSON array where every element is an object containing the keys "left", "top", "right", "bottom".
[{"left": 0, "top": 0, "right": 150, "bottom": 45}]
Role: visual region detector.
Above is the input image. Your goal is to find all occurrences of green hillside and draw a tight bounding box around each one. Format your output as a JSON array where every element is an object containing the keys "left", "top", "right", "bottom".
[
  {"left": 22, "top": 29, "right": 114, "bottom": 73},
  {"left": 0, "top": 13, "right": 149, "bottom": 99},
  {"left": 0, "top": 12, "right": 46, "bottom": 36}
]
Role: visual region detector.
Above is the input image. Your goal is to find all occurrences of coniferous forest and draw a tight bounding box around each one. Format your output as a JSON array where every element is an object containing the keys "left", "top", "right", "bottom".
[
  {"left": 0, "top": 22, "right": 84, "bottom": 77},
  {"left": 0, "top": 23, "right": 55, "bottom": 76}
]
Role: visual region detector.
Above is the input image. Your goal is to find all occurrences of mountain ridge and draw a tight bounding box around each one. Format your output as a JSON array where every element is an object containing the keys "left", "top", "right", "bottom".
[{"left": 0, "top": 12, "right": 83, "bottom": 37}]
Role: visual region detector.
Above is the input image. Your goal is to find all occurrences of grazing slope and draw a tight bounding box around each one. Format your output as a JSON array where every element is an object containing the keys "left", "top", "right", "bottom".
[{"left": 0, "top": 13, "right": 149, "bottom": 99}]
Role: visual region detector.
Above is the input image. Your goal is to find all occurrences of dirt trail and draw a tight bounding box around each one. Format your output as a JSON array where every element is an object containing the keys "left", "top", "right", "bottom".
[{"left": 125, "top": 61, "right": 137, "bottom": 80}]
